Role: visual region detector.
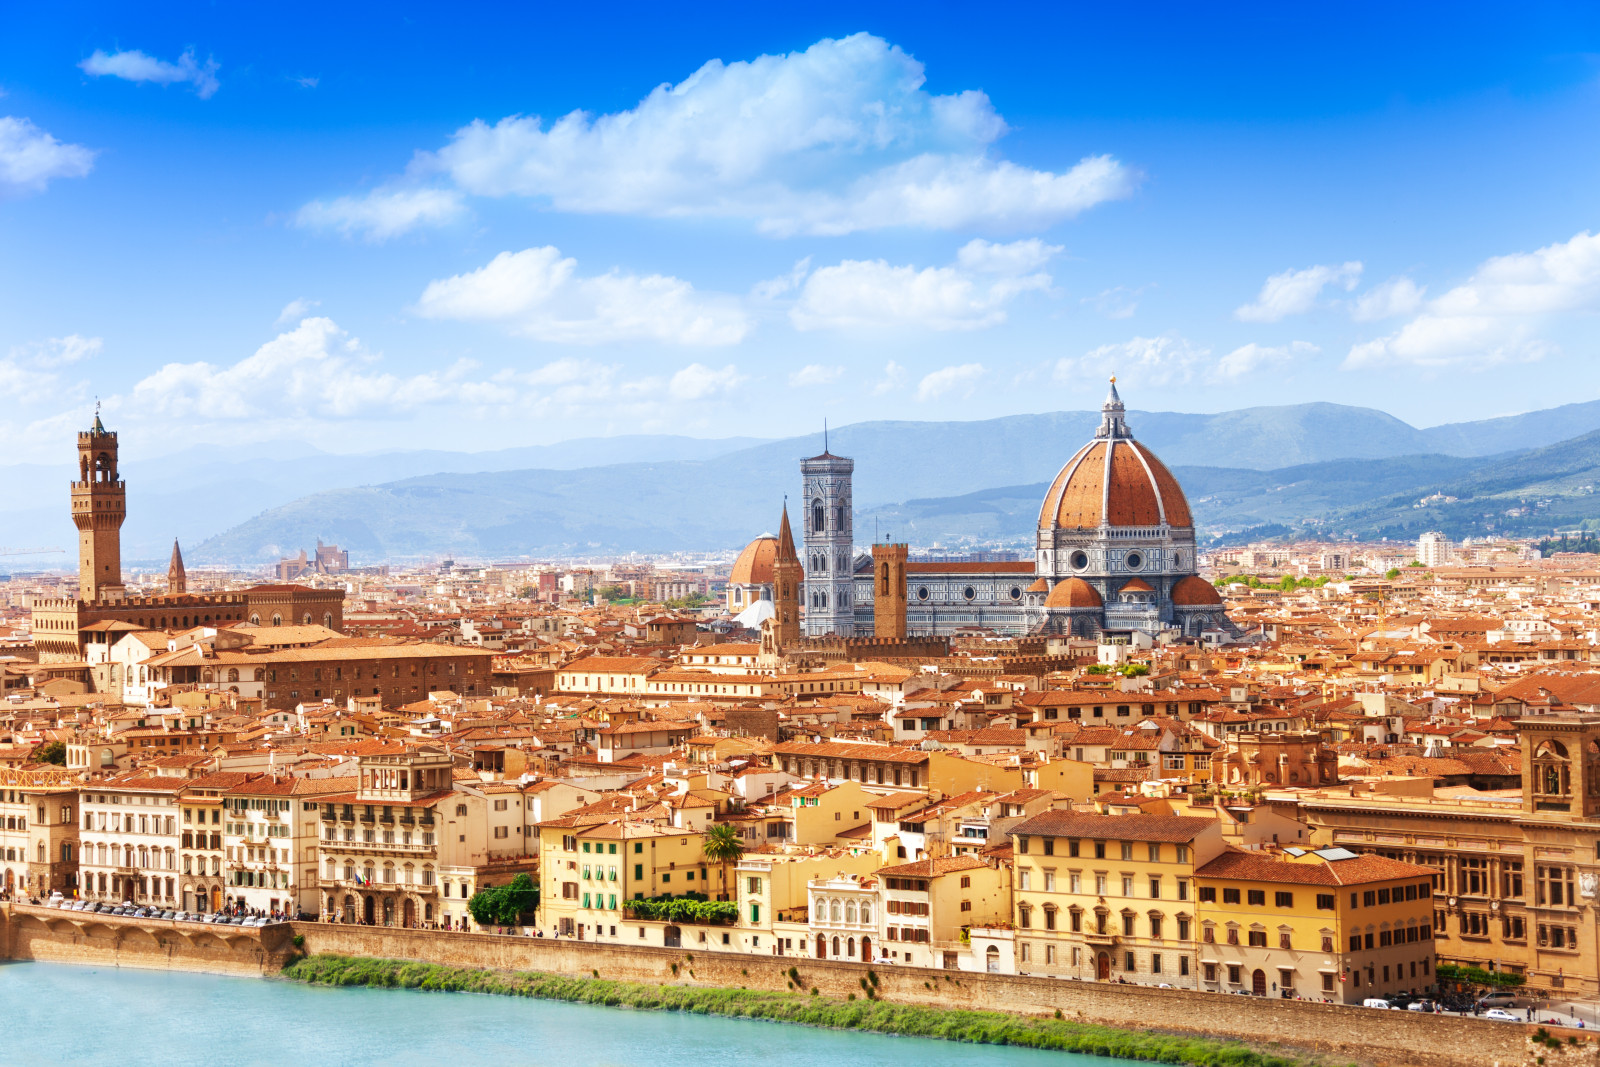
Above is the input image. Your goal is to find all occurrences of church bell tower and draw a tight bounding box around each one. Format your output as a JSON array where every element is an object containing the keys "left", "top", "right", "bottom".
[
  {"left": 801, "top": 445, "right": 855, "bottom": 637},
  {"left": 72, "top": 412, "right": 126, "bottom": 603},
  {"left": 772, "top": 503, "right": 803, "bottom": 648}
]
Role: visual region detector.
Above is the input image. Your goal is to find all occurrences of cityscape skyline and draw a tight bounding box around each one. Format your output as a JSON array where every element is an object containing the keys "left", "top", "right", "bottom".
[{"left": 3, "top": 4, "right": 1600, "bottom": 463}]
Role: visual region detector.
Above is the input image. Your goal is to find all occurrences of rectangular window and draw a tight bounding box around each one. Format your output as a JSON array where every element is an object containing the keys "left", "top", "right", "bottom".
[
  {"left": 1147, "top": 843, "right": 1161, "bottom": 862},
  {"left": 1198, "top": 885, "right": 1216, "bottom": 903},
  {"left": 1247, "top": 889, "right": 1265, "bottom": 906},
  {"left": 1120, "top": 842, "right": 1134, "bottom": 861},
  {"left": 1222, "top": 888, "right": 1240, "bottom": 904},
  {"left": 1315, "top": 893, "right": 1335, "bottom": 910},
  {"left": 1149, "top": 878, "right": 1161, "bottom": 899},
  {"left": 1275, "top": 891, "right": 1293, "bottom": 908}
]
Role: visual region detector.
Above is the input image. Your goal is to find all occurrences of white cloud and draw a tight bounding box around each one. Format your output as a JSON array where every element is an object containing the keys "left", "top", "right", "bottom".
[
  {"left": 0, "top": 116, "right": 95, "bottom": 193},
  {"left": 79, "top": 48, "right": 220, "bottom": 99},
  {"left": 872, "top": 360, "right": 908, "bottom": 395},
  {"left": 789, "top": 364, "right": 844, "bottom": 387},
  {"left": 1213, "top": 341, "right": 1319, "bottom": 380},
  {"left": 118, "top": 318, "right": 472, "bottom": 421},
  {"left": 416, "top": 246, "right": 749, "bottom": 345},
  {"left": 1235, "top": 261, "right": 1362, "bottom": 322},
  {"left": 1351, "top": 277, "right": 1425, "bottom": 321},
  {"left": 1058, "top": 335, "right": 1210, "bottom": 387},
  {"left": 915, "top": 362, "right": 984, "bottom": 401},
  {"left": 10, "top": 334, "right": 102, "bottom": 367},
  {"left": 308, "top": 33, "right": 1134, "bottom": 238},
  {"left": 791, "top": 238, "right": 1058, "bottom": 331},
  {"left": 294, "top": 76, "right": 319, "bottom": 89},
  {"left": 1345, "top": 231, "right": 1600, "bottom": 370},
  {"left": 668, "top": 363, "right": 745, "bottom": 400},
  {"left": 276, "top": 298, "right": 320, "bottom": 325},
  {"left": 295, "top": 187, "right": 465, "bottom": 241}
]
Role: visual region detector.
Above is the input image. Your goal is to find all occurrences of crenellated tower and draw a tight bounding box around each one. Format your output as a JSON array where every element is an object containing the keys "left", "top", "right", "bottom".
[{"left": 72, "top": 413, "right": 126, "bottom": 603}]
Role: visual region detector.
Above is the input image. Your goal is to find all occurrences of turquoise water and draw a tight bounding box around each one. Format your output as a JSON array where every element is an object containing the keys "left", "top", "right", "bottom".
[{"left": 0, "top": 962, "right": 1143, "bottom": 1067}]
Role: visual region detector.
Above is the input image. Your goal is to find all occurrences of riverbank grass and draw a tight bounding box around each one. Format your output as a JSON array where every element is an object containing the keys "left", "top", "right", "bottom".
[{"left": 281, "top": 955, "right": 1327, "bottom": 1067}]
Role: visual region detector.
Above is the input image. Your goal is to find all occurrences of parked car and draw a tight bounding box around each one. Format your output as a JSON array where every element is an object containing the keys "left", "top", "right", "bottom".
[
  {"left": 1483, "top": 1008, "right": 1519, "bottom": 1022},
  {"left": 1362, "top": 998, "right": 1394, "bottom": 1009},
  {"left": 1478, "top": 993, "right": 1530, "bottom": 1011},
  {"left": 1407, "top": 1000, "right": 1438, "bottom": 1013}
]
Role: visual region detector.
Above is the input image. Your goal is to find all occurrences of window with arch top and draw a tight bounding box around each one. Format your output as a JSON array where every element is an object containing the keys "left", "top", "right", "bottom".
[{"left": 812, "top": 499, "right": 825, "bottom": 533}]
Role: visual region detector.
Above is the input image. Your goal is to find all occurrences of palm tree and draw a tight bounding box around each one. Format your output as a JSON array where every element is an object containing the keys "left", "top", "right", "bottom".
[{"left": 701, "top": 823, "right": 744, "bottom": 902}]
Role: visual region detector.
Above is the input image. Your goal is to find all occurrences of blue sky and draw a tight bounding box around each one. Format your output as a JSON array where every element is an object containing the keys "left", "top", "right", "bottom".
[{"left": 3, "top": 2, "right": 1600, "bottom": 461}]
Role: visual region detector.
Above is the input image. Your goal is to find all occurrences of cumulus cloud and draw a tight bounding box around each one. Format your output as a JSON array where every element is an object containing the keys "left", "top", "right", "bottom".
[
  {"left": 789, "top": 238, "right": 1058, "bottom": 331},
  {"left": 306, "top": 33, "right": 1134, "bottom": 238},
  {"left": 79, "top": 48, "right": 220, "bottom": 99},
  {"left": 119, "top": 318, "right": 470, "bottom": 421},
  {"left": 0, "top": 116, "right": 95, "bottom": 193},
  {"left": 1213, "top": 341, "right": 1319, "bottom": 380},
  {"left": 295, "top": 187, "right": 465, "bottom": 241},
  {"left": 1235, "top": 261, "right": 1362, "bottom": 322},
  {"left": 1058, "top": 335, "right": 1210, "bottom": 387},
  {"left": 915, "top": 362, "right": 984, "bottom": 401},
  {"left": 789, "top": 364, "right": 844, "bottom": 387},
  {"left": 1350, "top": 277, "right": 1425, "bottom": 322},
  {"left": 415, "top": 246, "right": 749, "bottom": 345},
  {"left": 1345, "top": 231, "right": 1600, "bottom": 370}
]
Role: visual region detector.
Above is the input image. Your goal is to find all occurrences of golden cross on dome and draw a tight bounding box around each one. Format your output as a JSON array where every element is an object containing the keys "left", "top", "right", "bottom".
[{"left": 1109, "top": 375, "right": 1116, "bottom": 384}]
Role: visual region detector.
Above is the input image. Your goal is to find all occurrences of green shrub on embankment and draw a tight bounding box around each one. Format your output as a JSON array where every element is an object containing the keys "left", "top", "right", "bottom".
[{"left": 281, "top": 955, "right": 1317, "bottom": 1067}]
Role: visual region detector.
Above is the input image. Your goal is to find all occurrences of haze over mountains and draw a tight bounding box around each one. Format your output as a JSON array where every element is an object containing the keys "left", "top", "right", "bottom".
[{"left": 8, "top": 399, "right": 1600, "bottom": 567}]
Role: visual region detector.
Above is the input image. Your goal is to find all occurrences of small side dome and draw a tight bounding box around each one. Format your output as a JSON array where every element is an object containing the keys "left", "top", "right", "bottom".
[
  {"left": 1026, "top": 577, "right": 1049, "bottom": 593},
  {"left": 1045, "top": 577, "right": 1102, "bottom": 609},
  {"left": 730, "top": 535, "right": 778, "bottom": 586},
  {"left": 1171, "top": 575, "right": 1223, "bottom": 606},
  {"left": 1120, "top": 577, "right": 1154, "bottom": 593}
]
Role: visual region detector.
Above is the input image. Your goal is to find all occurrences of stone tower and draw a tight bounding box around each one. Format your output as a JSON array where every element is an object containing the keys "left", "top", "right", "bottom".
[
  {"left": 872, "top": 541, "right": 909, "bottom": 641},
  {"left": 772, "top": 502, "right": 803, "bottom": 649},
  {"left": 168, "top": 539, "right": 187, "bottom": 596},
  {"left": 1519, "top": 715, "right": 1600, "bottom": 817},
  {"left": 801, "top": 445, "right": 855, "bottom": 637},
  {"left": 72, "top": 413, "right": 126, "bottom": 603}
]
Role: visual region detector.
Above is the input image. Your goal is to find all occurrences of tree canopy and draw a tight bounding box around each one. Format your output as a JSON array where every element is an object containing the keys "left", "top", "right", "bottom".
[{"left": 466, "top": 873, "right": 538, "bottom": 927}]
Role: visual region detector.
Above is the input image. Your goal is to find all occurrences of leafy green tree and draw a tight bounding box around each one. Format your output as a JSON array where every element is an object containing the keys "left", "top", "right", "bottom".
[
  {"left": 466, "top": 873, "right": 538, "bottom": 927},
  {"left": 702, "top": 823, "right": 744, "bottom": 901},
  {"left": 33, "top": 741, "right": 65, "bottom": 766},
  {"left": 1384, "top": 568, "right": 1401, "bottom": 579}
]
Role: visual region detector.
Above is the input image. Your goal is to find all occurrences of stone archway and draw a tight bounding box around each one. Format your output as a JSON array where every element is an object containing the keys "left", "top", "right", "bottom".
[
  {"left": 1252, "top": 969, "right": 1267, "bottom": 996},
  {"left": 1096, "top": 952, "right": 1111, "bottom": 980},
  {"left": 403, "top": 898, "right": 416, "bottom": 927}
]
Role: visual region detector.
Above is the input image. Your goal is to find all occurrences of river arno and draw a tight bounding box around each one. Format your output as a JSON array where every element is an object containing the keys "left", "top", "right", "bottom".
[{"left": 1, "top": 962, "right": 1151, "bottom": 1067}]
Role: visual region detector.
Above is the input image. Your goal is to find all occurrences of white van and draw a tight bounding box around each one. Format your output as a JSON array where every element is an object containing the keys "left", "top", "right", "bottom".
[{"left": 1362, "top": 998, "right": 1393, "bottom": 1009}]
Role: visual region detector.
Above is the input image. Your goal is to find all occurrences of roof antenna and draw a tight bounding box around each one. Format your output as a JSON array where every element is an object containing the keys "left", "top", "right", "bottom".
[{"left": 824, "top": 418, "right": 828, "bottom": 454}]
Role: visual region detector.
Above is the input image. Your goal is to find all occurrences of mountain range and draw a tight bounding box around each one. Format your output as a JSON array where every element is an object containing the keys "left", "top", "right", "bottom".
[{"left": 8, "top": 398, "right": 1600, "bottom": 566}]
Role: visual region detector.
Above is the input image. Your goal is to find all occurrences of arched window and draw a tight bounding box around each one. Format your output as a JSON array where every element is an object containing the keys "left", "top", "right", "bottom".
[
  {"left": 324, "top": 612, "right": 333, "bottom": 628},
  {"left": 830, "top": 899, "right": 841, "bottom": 922},
  {"left": 859, "top": 901, "right": 871, "bottom": 923},
  {"left": 845, "top": 900, "right": 857, "bottom": 923},
  {"left": 271, "top": 614, "right": 282, "bottom": 626},
  {"left": 812, "top": 499, "right": 825, "bottom": 533},
  {"left": 228, "top": 669, "right": 239, "bottom": 683}
]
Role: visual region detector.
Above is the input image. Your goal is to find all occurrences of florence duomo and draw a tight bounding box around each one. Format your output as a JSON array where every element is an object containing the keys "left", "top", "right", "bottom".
[
  {"left": 6, "top": 6, "right": 1600, "bottom": 1066},
  {"left": 733, "top": 379, "right": 1235, "bottom": 644}
]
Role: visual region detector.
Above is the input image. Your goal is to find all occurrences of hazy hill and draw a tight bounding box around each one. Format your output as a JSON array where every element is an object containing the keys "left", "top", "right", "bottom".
[{"left": 8, "top": 397, "right": 1598, "bottom": 565}]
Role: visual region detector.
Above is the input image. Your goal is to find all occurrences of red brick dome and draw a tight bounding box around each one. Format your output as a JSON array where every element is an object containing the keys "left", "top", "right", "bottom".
[
  {"left": 1171, "top": 575, "right": 1223, "bottom": 606},
  {"left": 1045, "top": 577, "right": 1102, "bottom": 609},
  {"left": 729, "top": 536, "right": 777, "bottom": 585},
  {"left": 1038, "top": 438, "right": 1193, "bottom": 530}
]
